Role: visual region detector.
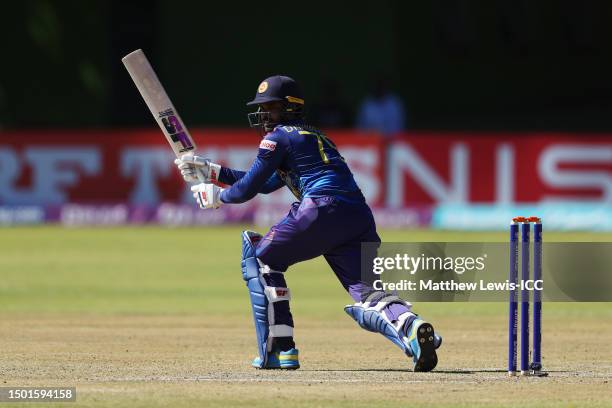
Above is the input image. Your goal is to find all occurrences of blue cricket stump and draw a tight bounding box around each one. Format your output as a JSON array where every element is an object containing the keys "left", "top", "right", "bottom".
[
  {"left": 508, "top": 216, "right": 547, "bottom": 377},
  {"left": 508, "top": 221, "right": 519, "bottom": 376},
  {"left": 532, "top": 220, "right": 543, "bottom": 373},
  {"left": 520, "top": 221, "right": 531, "bottom": 376}
]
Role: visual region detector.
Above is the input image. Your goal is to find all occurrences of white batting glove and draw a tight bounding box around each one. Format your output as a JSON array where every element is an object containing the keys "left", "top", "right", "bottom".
[
  {"left": 174, "top": 154, "right": 221, "bottom": 183},
  {"left": 191, "top": 183, "right": 224, "bottom": 209}
]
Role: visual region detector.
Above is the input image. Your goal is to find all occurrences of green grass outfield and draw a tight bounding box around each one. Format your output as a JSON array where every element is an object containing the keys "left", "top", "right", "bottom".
[
  {"left": 0, "top": 226, "right": 610, "bottom": 408},
  {"left": 0, "top": 226, "right": 610, "bottom": 316}
]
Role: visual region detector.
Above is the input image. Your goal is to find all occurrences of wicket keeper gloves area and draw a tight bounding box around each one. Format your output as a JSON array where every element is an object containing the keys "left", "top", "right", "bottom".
[
  {"left": 191, "top": 183, "right": 224, "bottom": 209},
  {"left": 174, "top": 154, "right": 221, "bottom": 183}
]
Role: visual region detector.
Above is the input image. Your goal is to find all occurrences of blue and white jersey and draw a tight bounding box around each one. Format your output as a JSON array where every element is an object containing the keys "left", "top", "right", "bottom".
[{"left": 218, "top": 123, "right": 364, "bottom": 203}]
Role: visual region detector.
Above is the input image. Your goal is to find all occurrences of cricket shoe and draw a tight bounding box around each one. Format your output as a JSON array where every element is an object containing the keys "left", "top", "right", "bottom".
[
  {"left": 404, "top": 319, "right": 439, "bottom": 372},
  {"left": 251, "top": 348, "right": 300, "bottom": 370}
]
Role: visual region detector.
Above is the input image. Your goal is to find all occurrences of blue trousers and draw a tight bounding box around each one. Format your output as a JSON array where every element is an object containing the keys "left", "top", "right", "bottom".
[{"left": 255, "top": 196, "right": 380, "bottom": 302}]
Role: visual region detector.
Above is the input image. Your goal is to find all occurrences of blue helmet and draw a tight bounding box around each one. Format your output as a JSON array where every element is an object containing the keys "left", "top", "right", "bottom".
[{"left": 247, "top": 75, "right": 304, "bottom": 131}]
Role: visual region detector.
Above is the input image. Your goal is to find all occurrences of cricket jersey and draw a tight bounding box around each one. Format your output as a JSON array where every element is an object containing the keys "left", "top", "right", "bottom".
[{"left": 218, "top": 123, "right": 365, "bottom": 204}]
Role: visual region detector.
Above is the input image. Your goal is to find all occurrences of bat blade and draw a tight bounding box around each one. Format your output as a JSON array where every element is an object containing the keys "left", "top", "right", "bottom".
[{"left": 122, "top": 49, "right": 196, "bottom": 158}]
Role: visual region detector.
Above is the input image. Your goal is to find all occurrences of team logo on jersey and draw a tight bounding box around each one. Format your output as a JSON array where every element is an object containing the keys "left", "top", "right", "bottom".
[
  {"left": 259, "top": 139, "right": 277, "bottom": 151},
  {"left": 258, "top": 81, "right": 268, "bottom": 93}
]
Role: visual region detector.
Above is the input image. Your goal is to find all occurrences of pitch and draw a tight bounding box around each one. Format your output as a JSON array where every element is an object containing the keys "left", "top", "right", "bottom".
[{"left": 0, "top": 227, "right": 610, "bottom": 407}]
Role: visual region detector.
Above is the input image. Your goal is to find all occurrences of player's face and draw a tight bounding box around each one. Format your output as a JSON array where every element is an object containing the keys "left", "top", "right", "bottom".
[{"left": 261, "top": 101, "right": 284, "bottom": 122}]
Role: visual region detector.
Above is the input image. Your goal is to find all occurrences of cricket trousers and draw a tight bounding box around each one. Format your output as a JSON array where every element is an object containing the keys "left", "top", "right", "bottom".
[{"left": 255, "top": 196, "right": 380, "bottom": 302}]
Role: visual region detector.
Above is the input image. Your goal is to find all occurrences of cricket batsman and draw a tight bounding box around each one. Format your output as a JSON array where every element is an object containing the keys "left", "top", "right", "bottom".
[{"left": 174, "top": 75, "right": 442, "bottom": 371}]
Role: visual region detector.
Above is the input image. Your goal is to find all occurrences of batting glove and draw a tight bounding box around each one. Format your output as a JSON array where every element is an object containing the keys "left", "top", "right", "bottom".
[
  {"left": 191, "top": 183, "right": 224, "bottom": 209},
  {"left": 174, "top": 154, "right": 221, "bottom": 183}
]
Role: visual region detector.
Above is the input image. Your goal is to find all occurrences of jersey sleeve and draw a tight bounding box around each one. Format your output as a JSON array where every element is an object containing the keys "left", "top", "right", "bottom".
[
  {"left": 259, "top": 172, "right": 285, "bottom": 194},
  {"left": 218, "top": 167, "right": 245, "bottom": 185},
  {"left": 220, "top": 132, "right": 288, "bottom": 203},
  {"left": 219, "top": 166, "right": 285, "bottom": 194}
]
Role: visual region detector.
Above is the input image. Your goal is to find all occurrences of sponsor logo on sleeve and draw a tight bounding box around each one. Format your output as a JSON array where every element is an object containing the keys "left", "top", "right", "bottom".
[{"left": 259, "top": 139, "right": 277, "bottom": 151}]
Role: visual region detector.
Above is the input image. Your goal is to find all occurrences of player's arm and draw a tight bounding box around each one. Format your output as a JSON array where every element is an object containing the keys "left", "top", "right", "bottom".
[
  {"left": 218, "top": 167, "right": 244, "bottom": 184},
  {"left": 175, "top": 156, "right": 284, "bottom": 194},
  {"left": 258, "top": 173, "right": 285, "bottom": 194},
  {"left": 218, "top": 167, "right": 284, "bottom": 194},
  {"left": 220, "top": 134, "right": 286, "bottom": 204}
]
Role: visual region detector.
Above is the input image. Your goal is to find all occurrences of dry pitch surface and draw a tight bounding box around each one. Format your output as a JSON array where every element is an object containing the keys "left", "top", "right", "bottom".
[{"left": 0, "top": 227, "right": 610, "bottom": 407}]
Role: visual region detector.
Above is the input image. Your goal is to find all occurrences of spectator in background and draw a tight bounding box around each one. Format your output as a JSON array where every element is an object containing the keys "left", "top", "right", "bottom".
[
  {"left": 308, "top": 79, "right": 352, "bottom": 128},
  {"left": 357, "top": 76, "right": 406, "bottom": 136}
]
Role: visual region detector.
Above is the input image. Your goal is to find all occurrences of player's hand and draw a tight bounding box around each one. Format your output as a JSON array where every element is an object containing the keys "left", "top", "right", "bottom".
[
  {"left": 191, "top": 183, "right": 224, "bottom": 209},
  {"left": 174, "top": 154, "right": 221, "bottom": 183}
]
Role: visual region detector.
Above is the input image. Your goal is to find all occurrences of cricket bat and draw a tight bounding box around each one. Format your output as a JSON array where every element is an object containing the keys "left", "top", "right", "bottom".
[{"left": 122, "top": 49, "right": 197, "bottom": 158}]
